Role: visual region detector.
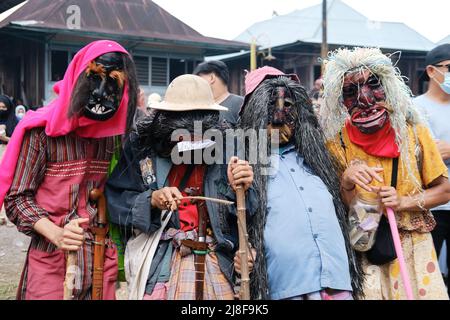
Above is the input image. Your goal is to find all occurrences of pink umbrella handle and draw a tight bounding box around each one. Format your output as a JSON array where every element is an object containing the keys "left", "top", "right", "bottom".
[{"left": 386, "top": 207, "right": 414, "bottom": 300}]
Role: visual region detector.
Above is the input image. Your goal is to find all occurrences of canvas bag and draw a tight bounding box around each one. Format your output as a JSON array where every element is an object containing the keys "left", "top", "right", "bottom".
[{"left": 125, "top": 210, "right": 172, "bottom": 300}]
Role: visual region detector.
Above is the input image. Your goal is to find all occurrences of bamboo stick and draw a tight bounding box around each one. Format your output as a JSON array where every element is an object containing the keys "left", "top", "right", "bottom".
[
  {"left": 235, "top": 185, "right": 250, "bottom": 300},
  {"left": 181, "top": 196, "right": 234, "bottom": 206},
  {"left": 63, "top": 251, "right": 77, "bottom": 300}
]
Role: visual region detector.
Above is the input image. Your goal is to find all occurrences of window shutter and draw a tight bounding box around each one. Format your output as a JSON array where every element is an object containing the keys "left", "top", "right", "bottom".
[
  {"left": 151, "top": 57, "right": 168, "bottom": 86},
  {"left": 134, "top": 56, "right": 149, "bottom": 85}
]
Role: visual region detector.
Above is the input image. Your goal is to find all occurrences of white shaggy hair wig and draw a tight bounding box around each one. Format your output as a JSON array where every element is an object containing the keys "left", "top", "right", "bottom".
[{"left": 320, "top": 47, "right": 424, "bottom": 191}]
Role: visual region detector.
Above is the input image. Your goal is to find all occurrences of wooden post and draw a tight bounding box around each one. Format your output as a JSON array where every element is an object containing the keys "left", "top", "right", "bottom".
[
  {"left": 236, "top": 185, "right": 250, "bottom": 300},
  {"left": 90, "top": 188, "right": 108, "bottom": 300},
  {"left": 321, "top": 0, "right": 328, "bottom": 75},
  {"left": 250, "top": 38, "right": 257, "bottom": 71}
]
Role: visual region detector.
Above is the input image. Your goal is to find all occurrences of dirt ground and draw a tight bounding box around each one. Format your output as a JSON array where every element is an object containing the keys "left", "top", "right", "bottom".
[
  {"left": 0, "top": 219, "right": 30, "bottom": 300},
  {"left": 0, "top": 214, "right": 128, "bottom": 300}
]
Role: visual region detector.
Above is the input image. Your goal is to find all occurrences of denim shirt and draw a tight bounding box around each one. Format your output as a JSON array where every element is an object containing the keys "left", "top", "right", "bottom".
[{"left": 264, "top": 144, "right": 352, "bottom": 300}]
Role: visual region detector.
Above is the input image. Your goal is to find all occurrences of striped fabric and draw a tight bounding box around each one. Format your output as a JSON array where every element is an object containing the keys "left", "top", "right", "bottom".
[
  {"left": 6, "top": 128, "right": 48, "bottom": 235},
  {"left": 6, "top": 127, "right": 114, "bottom": 240},
  {"left": 4, "top": 127, "right": 117, "bottom": 300}
]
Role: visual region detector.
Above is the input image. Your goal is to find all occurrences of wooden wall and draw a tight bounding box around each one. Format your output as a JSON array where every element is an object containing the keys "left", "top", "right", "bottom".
[
  {"left": 226, "top": 43, "right": 428, "bottom": 97},
  {"left": 0, "top": 32, "right": 45, "bottom": 107}
]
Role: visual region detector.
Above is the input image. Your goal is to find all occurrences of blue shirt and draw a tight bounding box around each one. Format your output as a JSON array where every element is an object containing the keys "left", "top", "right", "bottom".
[
  {"left": 264, "top": 144, "right": 352, "bottom": 300},
  {"left": 414, "top": 95, "right": 450, "bottom": 211}
]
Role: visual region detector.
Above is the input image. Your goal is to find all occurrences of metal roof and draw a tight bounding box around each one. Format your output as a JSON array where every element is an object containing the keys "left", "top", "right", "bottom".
[
  {"left": 0, "top": 0, "right": 248, "bottom": 54},
  {"left": 438, "top": 35, "right": 450, "bottom": 45},
  {"left": 235, "top": 0, "right": 436, "bottom": 52},
  {"left": 0, "top": 0, "right": 25, "bottom": 14},
  {"left": 205, "top": 50, "right": 250, "bottom": 62}
]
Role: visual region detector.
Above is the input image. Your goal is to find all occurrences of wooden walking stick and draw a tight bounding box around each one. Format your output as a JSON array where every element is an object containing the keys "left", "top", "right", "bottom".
[
  {"left": 180, "top": 191, "right": 236, "bottom": 300},
  {"left": 90, "top": 188, "right": 108, "bottom": 300},
  {"left": 63, "top": 216, "right": 83, "bottom": 300},
  {"left": 236, "top": 184, "right": 250, "bottom": 300},
  {"left": 63, "top": 250, "right": 77, "bottom": 300},
  {"left": 180, "top": 187, "right": 209, "bottom": 301}
]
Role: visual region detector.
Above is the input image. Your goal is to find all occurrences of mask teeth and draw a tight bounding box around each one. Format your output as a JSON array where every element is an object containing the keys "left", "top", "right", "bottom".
[{"left": 92, "top": 104, "right": 104, "bottom": 114}]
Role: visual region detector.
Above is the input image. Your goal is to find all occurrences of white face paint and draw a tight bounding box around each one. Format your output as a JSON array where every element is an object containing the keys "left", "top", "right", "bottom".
[{"left": 176, "top": 139, "right": 216, "bottom": 152}]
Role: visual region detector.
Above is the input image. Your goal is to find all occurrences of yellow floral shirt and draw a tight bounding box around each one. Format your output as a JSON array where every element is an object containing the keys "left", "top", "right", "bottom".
[{"left": 328, "top": 124, "right": 448, "bottom": 232}]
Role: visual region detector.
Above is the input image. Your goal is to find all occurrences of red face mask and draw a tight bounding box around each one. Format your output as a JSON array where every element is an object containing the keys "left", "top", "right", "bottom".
[{"left": 342, "top": 68, "right": 389, "bottom": 134}]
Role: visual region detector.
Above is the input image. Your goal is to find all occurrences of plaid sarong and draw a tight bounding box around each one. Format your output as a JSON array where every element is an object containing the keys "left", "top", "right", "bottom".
[
  {"left": 167, "top": 250, "right": 234, "bottom": 300},
  {"left": 143, "top": 228, "right": 234, "bottom": 300}
]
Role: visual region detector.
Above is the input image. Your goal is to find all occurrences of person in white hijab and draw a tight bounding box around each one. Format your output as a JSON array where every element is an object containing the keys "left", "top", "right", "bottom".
[{"left": 15, "top": 105, "right": 26, "bottom": 122}]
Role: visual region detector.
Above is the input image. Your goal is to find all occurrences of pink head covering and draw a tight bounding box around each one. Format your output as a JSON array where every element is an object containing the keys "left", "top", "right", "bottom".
[
  {"left": 240, "top": 66, "right": 300, "bottom": 115},
  {"left": 0, "top": 40, "right": 131, "bottom": 206}
]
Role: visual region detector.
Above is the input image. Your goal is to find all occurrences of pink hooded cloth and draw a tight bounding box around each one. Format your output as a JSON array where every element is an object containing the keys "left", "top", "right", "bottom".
[
  {"left": 240, "top": 66, "right": 300, "bottom": 115},
  {"left": 0, "top": 40, "right": 130, "bottom": 206}
]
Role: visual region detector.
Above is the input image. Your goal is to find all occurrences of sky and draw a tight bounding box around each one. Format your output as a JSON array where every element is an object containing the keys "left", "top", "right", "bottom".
[{"left": 152, "top": 0, "right": 449, "bottom": 43}]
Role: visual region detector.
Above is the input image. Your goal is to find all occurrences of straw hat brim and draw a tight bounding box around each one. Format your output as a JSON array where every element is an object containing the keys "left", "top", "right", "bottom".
[{"left": 150, "top": 101, "right": 228, "bottom": 112}]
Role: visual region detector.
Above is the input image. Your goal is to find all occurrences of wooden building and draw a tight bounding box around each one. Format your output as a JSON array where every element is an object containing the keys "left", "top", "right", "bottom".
[
  {"left": 213, "top": 0, "right": 437, "bottom": 96},
  {"left": 0, "top": 0, "right": 247, "bottom": 107}
]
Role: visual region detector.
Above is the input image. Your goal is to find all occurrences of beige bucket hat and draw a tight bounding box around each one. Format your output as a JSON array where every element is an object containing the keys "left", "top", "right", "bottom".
[{"left": 150, "top": 74, "right": 228, "bottom": 112}]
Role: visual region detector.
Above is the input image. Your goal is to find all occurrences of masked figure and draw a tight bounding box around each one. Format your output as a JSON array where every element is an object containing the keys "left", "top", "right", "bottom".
[
  {"left": 321, "top": 47, "right": 450, "bottom": 300},
  {"left": 105, "top": 74, "right": 255, "bottom": 300},
  {"left": 238, "top": 66, "right": 363, "bottom": 300},
  {"left": 0, "top": 40, "right": 138, "bottom": 300}
]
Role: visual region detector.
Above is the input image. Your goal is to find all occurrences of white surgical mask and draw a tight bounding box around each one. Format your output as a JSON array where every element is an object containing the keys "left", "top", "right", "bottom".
[{"left": 432, "top": 66, "right": 450, "bottom": 94}]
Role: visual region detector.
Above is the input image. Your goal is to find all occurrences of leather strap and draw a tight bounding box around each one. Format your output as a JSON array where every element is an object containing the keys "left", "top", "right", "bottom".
[
  {"left": 194, "top": 254, "right": 206, "bottom": 300},
  {"left": 391, "top": 157, "right": 399, "bottom": 188}
]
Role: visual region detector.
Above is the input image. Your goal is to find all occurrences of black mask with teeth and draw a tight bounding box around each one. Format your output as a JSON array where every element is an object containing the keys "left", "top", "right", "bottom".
[{"left": 83, "top": 52, "right": 125, "bottom": 121}]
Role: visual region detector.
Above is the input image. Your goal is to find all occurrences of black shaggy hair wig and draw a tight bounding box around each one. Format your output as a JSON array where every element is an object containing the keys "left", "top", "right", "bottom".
[
  {"left": 239, "top": 76, "right": 364, "bottom": 300},
  {"left": 136, "top": 109, "right": 222, "bottom": 157}
]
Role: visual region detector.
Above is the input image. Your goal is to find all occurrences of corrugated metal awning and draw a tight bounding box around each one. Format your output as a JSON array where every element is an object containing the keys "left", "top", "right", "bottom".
[{"left": 0, "top": 0, "right": 248, "bottom": 55}]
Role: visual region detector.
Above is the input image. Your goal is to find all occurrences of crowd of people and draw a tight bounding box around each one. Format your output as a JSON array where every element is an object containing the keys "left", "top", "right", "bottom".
[{"left": 0, "top": 39, "right": 449, "bottom": 300}]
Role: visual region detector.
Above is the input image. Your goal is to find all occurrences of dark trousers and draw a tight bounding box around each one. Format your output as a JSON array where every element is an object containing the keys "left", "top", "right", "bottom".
[{"left": 431, "top": 210, "right": 450, "bottom": 295}]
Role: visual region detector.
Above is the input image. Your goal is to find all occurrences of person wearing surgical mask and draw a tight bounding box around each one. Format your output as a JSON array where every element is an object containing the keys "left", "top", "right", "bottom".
[
  {"left": 414, "top": 43, "right": 450, "bottom": 296},
  {"left": 15, "top": 105, "right": 26, "bottom": 122}
]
